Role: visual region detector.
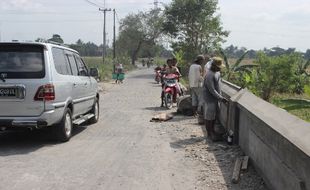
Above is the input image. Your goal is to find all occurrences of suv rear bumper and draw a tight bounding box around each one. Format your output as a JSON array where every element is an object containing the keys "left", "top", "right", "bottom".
[
  {"left": 0, "top": 108, "right": 64, "bottom": 129},
  {"left": 0, "top": 120, "right": 48, "bottom": 128}
]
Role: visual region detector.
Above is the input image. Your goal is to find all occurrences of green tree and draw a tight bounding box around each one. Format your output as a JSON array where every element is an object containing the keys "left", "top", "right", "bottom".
[
  {"left": 48, "top": 34, "right": 64, "bottom": 44},
  {"left": 116, "top": 9, "right": 164, "bottom": 65},
  {"left": 163, "top": 0, "right": 229, "bottom": 61},
  {"left": 69, "top": 40, "right": 101, "bottom": 57},
  {"left": 246, "top": 53, "right": 299, "bottom": 101}
]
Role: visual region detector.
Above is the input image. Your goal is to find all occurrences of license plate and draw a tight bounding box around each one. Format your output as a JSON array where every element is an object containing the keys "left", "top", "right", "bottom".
[{"left": 0, "top": 88, "right": 16, "bottom": 97}]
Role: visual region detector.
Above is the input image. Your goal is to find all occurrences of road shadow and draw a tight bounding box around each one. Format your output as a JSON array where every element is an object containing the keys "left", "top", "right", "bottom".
[
  {"left": 170, "top": 136, "right": 205, "bottom": 149},
  {"left": 166, "top": 115, "right": 194, "bottom": 122},
  {"left": 144, "top": 106, "right": 168, "bottom": 111},
  {"left": 0, "top": 126, "right": 86, "bottom": 156}
]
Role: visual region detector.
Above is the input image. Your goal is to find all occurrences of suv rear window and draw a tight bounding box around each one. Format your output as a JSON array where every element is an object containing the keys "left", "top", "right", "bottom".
[{"left": 0, "top": 44, "right": 45, "bottom": 78}]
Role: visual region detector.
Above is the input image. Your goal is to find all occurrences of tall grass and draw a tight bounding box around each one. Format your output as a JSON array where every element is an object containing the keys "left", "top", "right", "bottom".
[
  {"left": 271, "top": 93, "right": 310, "bottom": 122},
  {"left": 82, "top": 56, "right": 136, "bottom": 81}
]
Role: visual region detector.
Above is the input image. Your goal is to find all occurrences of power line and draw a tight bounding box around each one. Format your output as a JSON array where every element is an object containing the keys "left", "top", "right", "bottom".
[
  {"left": 0, "top": 10, "right": 99, "bottom": 15},
  {"left": 93, "top": 0, "right": 105, "bottom": 7},
  {"left": 83, "top": 0, "right": 104, "bottom": 8},
  {"left": 0, "top": 19, "right": 102, "bottom": 23}
]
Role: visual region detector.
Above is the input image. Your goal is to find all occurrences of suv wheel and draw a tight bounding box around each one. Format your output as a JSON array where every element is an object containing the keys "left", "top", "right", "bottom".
[
  {"left": 55, "top": 108, "right": 73, "bottom": 142},
  {"left": 89, "top": 98, "right": 99, "bottom": 124}
]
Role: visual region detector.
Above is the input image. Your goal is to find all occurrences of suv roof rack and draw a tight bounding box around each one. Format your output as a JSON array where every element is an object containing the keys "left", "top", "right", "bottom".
[{"left": 47, "top": 40, "right": 64, "bottom": 46}]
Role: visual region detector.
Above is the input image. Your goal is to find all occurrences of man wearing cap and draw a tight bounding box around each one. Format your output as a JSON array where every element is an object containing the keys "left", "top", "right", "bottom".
[
  {"left": 203, "top": 57, "right": 228, "bottom": 141},
  {"left": 188, "top": 55, "right": 204, "bottom": 115}
]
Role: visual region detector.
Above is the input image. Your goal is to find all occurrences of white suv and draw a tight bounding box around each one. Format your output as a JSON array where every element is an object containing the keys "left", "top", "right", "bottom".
[{"left": 0, "top": 42, "right": 100, "bottom": 142}]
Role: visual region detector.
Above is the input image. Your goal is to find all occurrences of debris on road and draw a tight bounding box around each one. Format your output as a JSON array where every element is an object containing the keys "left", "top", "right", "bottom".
[
  {"left": 150, "top": 113, "right": 173, "bottom": 122},
  {"left": 241, "top": 156, "right": 249, "bottom": 171},
  {"left": 232, "top": 157, "right": 243, "bottom": 184}
]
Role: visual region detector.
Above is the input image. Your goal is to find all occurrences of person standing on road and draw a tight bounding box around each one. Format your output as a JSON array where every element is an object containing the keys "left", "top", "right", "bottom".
[
  {"left": 188, "top": 55, "right": 204, "bottom": 116},
  {"left": 115, "top": 63, "right": 124, "bottom": 84},
  {"left": 203, "top": 57, "right": 228, "bottom": 141}
]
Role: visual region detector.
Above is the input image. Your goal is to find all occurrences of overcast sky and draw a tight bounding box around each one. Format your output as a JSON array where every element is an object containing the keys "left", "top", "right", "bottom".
[{"left": 0, "top": 0, "right": 309, "bottom": 51}]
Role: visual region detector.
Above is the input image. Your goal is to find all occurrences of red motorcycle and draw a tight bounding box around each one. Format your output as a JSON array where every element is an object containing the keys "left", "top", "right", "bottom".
[{"left": 162, "top": 74, "right": 180, "bottom": 109}]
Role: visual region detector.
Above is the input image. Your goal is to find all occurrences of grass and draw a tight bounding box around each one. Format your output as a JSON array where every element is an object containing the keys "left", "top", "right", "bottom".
[
  {"left": 82, "top": 56, "right": 136, "bottom": 81},
  {"left": 228, "top": 58, "right": 255, "bottom": 66},
  {"left": 271, "top": 94, "right": 310, "bottom": 122}
]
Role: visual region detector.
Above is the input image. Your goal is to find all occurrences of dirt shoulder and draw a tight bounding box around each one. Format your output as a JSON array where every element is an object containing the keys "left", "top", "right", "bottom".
[{"left": 153, "top": 111, "right": 267, "bottom": 190}]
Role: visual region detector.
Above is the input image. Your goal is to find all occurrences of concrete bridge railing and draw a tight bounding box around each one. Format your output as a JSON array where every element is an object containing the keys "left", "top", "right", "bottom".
[{"left": 220, "top": 80, "right": 310, "bottom": 190}]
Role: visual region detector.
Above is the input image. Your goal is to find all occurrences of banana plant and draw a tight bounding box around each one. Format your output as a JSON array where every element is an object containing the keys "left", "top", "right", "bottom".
[
  {"left": 219, "top": 48, "right": 257, "bottom": 80},
  {"left": 297, "top": 59, "right": 310, "bottom": 76}
]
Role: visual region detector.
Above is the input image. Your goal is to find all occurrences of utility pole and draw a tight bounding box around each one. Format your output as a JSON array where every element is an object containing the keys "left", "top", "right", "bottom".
[
  {"left": 0, "top": 22, "right": 2, "bottom": 42},
  {"left": 113, "top": 9, "right": 116, "bottom": 60},
  {"left": 99, "top": 8, "right": 111, "bottom": 64}
]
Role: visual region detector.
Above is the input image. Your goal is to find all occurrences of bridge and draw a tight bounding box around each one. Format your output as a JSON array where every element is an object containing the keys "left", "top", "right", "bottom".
[{"left": 219, "top": 80, "right": 310, "bottom": 190}]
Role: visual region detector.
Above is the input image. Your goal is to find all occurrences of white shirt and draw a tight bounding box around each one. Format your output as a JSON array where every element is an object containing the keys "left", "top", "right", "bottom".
[
  {"left": 204, "top": 61, "right": 212, "bottom": 76},
  {"left": 188, "top": 63, "right": 202, "bottom": 88}
]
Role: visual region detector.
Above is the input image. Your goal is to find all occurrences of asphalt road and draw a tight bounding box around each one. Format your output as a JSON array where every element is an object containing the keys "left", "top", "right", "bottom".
[{"left": 0, "top": 67, "right": 200, "bottom": 190}]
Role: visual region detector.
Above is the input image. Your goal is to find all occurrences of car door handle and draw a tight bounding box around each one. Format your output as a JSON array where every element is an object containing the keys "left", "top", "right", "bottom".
[
  {"left": 84, "top": 82, "right": 88, "bottom": 85},
  {"left": 73, "top": 83, "right": 78, "bottom": 86}
]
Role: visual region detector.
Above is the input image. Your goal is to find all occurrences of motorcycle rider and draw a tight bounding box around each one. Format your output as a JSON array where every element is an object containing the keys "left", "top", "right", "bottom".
[
  {"left": 166, "top": 58, "right": 180, "bottom": 76},
  {"left": 172, "top": 57, "right": 181, "bottom": 75},
  {"left": 161, "top": 58, "right": 182, "bottom": 106},
  {"left": 160, "top": 59, "right": 172, "bottom": 107}
]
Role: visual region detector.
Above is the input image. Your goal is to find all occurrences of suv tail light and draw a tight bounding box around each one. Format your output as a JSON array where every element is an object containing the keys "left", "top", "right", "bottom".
[{"left": 34, "top": 84, "right": 55, "bottom": 101}]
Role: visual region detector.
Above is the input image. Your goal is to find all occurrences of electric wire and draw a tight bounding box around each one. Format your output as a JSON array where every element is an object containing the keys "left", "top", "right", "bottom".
[{"left": 83, "top": 0, "right": 104, "bottom": 8}]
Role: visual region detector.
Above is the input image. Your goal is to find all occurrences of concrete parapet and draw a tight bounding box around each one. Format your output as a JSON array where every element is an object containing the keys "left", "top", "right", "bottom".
[{"left": 220, "top": 86, "right": 310, "bottom": 190}]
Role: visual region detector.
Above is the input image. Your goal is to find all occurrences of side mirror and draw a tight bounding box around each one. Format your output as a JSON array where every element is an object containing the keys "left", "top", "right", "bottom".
[
  {"left": 89, "top": 68, "right": 99, "bottom": 78},
  {"left": 79, "top": 69, "right": 88, "bottom": 76}
]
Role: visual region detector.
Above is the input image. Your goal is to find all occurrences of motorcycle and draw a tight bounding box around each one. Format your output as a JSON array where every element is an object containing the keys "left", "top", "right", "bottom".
[{"left": 162, "top": 74, "right": 181, "bottom": 109}]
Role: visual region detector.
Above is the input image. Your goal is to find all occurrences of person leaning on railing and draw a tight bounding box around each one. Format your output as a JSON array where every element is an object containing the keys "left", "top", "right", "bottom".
[{"left": 202, "top": 57, "right": 228, "bottom": 141}]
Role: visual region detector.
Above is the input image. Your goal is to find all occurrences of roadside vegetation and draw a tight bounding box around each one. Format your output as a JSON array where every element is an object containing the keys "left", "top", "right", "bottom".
[{"left": 220, "top": 48, "right": 310, "bottom": 121}]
